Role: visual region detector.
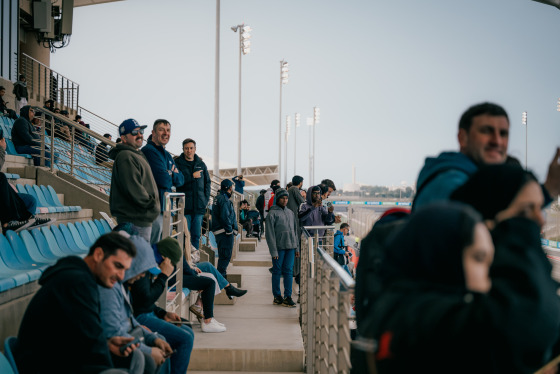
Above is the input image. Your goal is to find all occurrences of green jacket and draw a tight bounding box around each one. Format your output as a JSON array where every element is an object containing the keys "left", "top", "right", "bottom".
[{"left": 109, "top": 143, "right": 160, "bottom": 226}]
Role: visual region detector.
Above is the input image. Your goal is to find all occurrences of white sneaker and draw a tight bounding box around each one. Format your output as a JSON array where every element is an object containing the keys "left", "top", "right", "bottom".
[
  {"left": 201, "top": 318, "right": 226, "bottom": 333},
  {"left": 212, "top": 318, "right": 225, "bottom": 327}
]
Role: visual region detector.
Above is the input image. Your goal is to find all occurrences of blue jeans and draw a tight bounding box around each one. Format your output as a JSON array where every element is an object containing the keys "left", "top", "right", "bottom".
[
  {"left": 136, "top": 311, "right": 194, "bottom": 374},
  {"left": 272, "top": 249, "right": 295, "bottom": 298},
  {"left": 197, "top": 261, "right": 228, "bottom": 290},
  {"left": 186, "top": 214, "right": 204, "bottom": 250},
  {"left": 129, "top": 223, "right": 152, "bottom": 244},
  {"left": 15, "top": 145, "right": 56, "bottom": 167},
  {"left": 19, "top": 193, "right": 37, "bottom": 216},
  {"left": 151, "top": 213, "right": 163, "bottom": 244}
]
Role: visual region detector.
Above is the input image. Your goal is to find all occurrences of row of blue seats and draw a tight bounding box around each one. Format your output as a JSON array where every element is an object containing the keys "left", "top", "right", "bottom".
[
  {"left": 15, "top": 183, "right": 81, "bottom": 213},
  {"left": 0, "top": 219, "right": 112, "bottom": 291}
]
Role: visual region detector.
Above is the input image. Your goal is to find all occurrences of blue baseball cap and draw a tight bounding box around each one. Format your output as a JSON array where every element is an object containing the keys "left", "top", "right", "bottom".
[
  {"left": 119, "top": 118, "right": 147, "bottom": 136},
  {"left": 221, "top": 179, "right": 234, "bottom": 190}
]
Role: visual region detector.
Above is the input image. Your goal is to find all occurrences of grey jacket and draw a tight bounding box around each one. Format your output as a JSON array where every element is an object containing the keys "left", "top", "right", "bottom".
[{"left": 265, "top": 203, "right": 299, "bottom": 258}]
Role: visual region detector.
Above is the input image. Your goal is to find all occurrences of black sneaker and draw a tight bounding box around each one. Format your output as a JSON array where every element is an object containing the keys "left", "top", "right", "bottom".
[
  {"left": 4, "top": 218, "right": 35, "bottom": 233},
  {"left": 282, "top": 296, "right": 296, "bottom": 308},
  {"left": 225, "top": 284, "right": 248, "bottom": 300},
  {"left": 273, "top": 295, "right": 283, "bottom": 305},
  {"left": 29, "top": 217, "right": 55, "bottom": 229}
]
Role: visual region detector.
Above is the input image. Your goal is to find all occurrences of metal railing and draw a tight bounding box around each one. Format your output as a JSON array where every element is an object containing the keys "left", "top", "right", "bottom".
[
  {"left": 156, "top": 192, "right": 186, "bottom": 316},
  {"left": 301, "top": 225, "right": 355, "bottom": 374},
  {"left": 20, "top": 53, "right": 80, "bottom": 111},
  {"left": 77, "top": 106, "right": 119, "bottom": 139},
  {"left": 32, "top": 106, "right": 114, "bottom": 194}
]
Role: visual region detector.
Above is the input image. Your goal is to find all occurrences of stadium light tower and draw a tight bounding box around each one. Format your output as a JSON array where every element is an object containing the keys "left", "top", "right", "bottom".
[
  {"left": 284, "top": 115, "right": 291, "bottom": 186},
  {"left": 278, "top": 60, "right": 289, "bottom": 184},
  {"left": 522, "top": 111, "right": 528, "bottom": 170},
  {"left": 312, "top": 107, "right": 320, "bottom": 185},
  {"left": 307, "top": 117, "right": 313, "bottom": 185},
  {"left": 214, "top": 0, "right": 221, "bottom": 177},
  {"left": 531, "top": 0, "right": 560, "bottom": 10},
  {"left": 231, "top": 23, "right": 251, "bottom": 175}
]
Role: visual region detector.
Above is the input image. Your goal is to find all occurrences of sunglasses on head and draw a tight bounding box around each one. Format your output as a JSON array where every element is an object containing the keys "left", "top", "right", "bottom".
[{"left": 130, "top": 128, "right": 144, "bottom": 136}]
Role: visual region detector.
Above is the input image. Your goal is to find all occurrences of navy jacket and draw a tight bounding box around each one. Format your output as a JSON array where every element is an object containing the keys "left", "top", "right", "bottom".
[
  {"left": 211, "top": 190, "right": 237, "bottom": 235},
  {"left": 12, "top": 106, "right": 40, "bottom": 147},
  {"left": 233, "top": 176, "right": 245, "bottom": 194},
  {"left": 175, "top": 153, "right": 211, "bottom": 215},
  {"left": 141, "top": 139, "right": 185, "bottom": 212}
]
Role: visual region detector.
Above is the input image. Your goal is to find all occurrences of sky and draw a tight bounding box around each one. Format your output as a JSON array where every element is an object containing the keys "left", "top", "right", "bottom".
[{"left": 51, "top": 0, "right": 560, "bottom": 189}]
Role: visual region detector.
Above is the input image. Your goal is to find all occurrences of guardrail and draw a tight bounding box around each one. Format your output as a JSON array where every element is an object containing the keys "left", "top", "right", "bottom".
[
  {"left": 157, "top": 192, "right": 186, "bottom": 316},
  {"left": 301, "top": 225, "right": 354, "bottom": 373},
  {"left": 21, "top": 53, "right": 80, "bottom": 112}
]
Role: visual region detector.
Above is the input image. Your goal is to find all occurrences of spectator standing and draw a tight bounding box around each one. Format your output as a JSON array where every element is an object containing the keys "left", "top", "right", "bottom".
[
  {"left": 255, "top": 189, "right": 266, "bottom": 235},
  {"left": 141, "top": 119, "right": 184, "bottom": 243},
  {"left": 0, "top": 86, "right": 17, "bottom": 119},
  {"left": 299, "top": 185, "right": 335, "bottom": 238},
  {"left": 263, "top": 179, "right": 281, "bottom": 219},
  {"left": 12, "top": 106, "right": 55, "bottom": 167},
  {"left": 13, "top": 74, "right": 28, "bottom": 113},
  {"left": 287, "top": 175, "right": 305, "bottom": 292},
  {"left": 265, "top": 188, "right": 298, "bottom": 308},
  {"left": 211, "top": 179, "right": 237, "bottom": 277},
  {"left": 334, "top": 223, "right": 353, "bottom": 275},
  {"left": 16, "top": 233, "right": 143, "bottom": 374},
  {"left": 233, "top": 175, "right": 245, "bottom": 195},
  {"left": 109, "top": 119, "right": 160, "bottom": 242},
  {"left": 175, "top": 138, "right": 211, "bottom": 250},
  {"left": 95, "top": 133, "right": 113, "bottom": 167}
]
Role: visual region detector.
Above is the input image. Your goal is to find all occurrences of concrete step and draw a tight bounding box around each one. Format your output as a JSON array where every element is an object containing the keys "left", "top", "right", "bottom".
[
  {"left": 2, "top": 155, "right": 33, "bottom": 172},
  {"left": 239, "top": 241, "right": 256, "bottom": 252}
]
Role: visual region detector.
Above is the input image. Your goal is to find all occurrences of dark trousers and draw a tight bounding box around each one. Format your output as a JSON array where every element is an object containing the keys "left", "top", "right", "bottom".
[
  {"left": 216, "top": 233, "right": 234, "bottom": 277},
  {"left": 0, "top": 173, "right": 34, "bottom": 223},
  {"left": 183, "top": 274, "right": 215, "bottom": 319}
]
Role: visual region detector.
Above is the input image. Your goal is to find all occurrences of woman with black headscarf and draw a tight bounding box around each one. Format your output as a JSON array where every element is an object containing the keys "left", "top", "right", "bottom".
[{"left": 369, "top": 200, "right": 560, "bottom": 374}]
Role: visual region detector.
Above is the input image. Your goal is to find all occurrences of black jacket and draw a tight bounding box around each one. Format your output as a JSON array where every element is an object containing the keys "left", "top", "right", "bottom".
[
  {"left": 16, "top": 256, "right": 113, "bottom": 374},
  {"left": 370, "top": 218, "right": 560, "bottom": 374},
  {"left": 12, "top": 106, "right": 40, "bottom": 147},
  {"left": 175, "top": 153, "right": 211, "bottom": 215},
  {"left": 129, "top": 271, "right": 169, "bottom": 319}
]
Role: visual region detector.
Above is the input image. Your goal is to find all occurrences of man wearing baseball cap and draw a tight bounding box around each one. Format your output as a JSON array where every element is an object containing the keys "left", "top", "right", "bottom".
[
  {"left": 109, "top": 119, "right": 160, "bottom": 242},
  {"left": 211, "top": 179, "right": 237, "bottom": 277}
]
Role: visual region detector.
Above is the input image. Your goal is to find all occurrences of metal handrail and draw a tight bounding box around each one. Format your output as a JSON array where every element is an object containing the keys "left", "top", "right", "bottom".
[{"left": 317, "top": 245, "right": 355, "bottom": 288}]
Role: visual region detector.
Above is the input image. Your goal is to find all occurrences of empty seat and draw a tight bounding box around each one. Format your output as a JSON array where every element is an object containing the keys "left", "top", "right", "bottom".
[
  {"left": 86, "top": 220, "right": 102, "bottom": 239},
  {"left": 49, "top": 225, "right": 84, "bottom": 255},
  {"left": 44, "top": 185, "right": 80, "bottom": 212},
  {"left": 24, "top": 185, "right": 59, "bottom": 213},
  {"left": 4, "top": 231, "right": 47, "bottom": 269},
  {"left": 74, "top": 222, "right": 94, "bottom": 248},
  {"left": 18, "top": 230, "right": 56, "bottom": 264},
  {"left": 31, "top": 228, "right": 67, "bottom": 259},
  {"left": 100, "top": 219, "right": 112, "bottom": 233},
  {"left": 94, "top": 219, "right": 109, "bottom": 235},
  {"left": 64, "top": 223, "right": 89, "bottom": 252}
]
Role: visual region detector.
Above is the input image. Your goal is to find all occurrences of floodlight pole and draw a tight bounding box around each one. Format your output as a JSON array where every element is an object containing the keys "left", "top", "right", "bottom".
[{"left": 213, "top": 0, "right": 221, "bottom": 177}]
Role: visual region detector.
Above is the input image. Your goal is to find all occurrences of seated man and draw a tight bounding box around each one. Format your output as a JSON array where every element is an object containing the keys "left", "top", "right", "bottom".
[
  {"left": 11, "top": 106, "right": 56, "bottom": 167},
  {"left": 0, "top": 134, "right": 53, "bottom": 232},
  {"left": 16, "top": 233, "right": 144, "bottom": 374},
  {"left": 99, "top": 229, "right": 173, "bottom": 374},
  {"left": 0, "top": 86, "right": 17, "bottom": 119},
  {"left": 127, "top": 234, "right": 195, "bottom": 374},
  {"left": 239, "top": 200, "right": 254, "bottom": 238}
]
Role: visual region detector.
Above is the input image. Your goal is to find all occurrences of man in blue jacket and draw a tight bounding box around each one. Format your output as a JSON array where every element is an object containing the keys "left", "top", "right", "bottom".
[
  {"left": 175, "top": 138, "right": 211, "bottom": 250},
  {"left": 142, "top": 119, "right": 184, "bottom": 243},
  {"left": 212, "top": 179, "right": 237, "bottom": 277},
  {"left": 414, "top": 102, "right": 560, "bottom": 209}
]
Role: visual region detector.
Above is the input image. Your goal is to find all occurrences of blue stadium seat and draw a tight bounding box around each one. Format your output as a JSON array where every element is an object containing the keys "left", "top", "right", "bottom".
[
  {"left": 49, "top": 225, "right": 84, "bottom": 255},
  {"left": 4, "top": 231, "right": 47, "bottom": 269},
  {"left": 94, "top": 219, "right": 109, "bottom": 235},
  {"left": 65, "top": 223, "right": 89, "bottom": 252},
  {"left": 31, "top": 228, "right": 66, "bottom": 259},
  {"left": 100, "top": 219, "right": 112, "bottom": 233},
  {"left": 40, "top": 226, "right": 73, "bottom": 257},
  {"left": 0, "top": 353, "right": 16, "bottom": 374},
  {"left": 4, "top": 336, "right": 19, "bottom": 374},
  {"left": 45, "top": 185, "right": 80, "bottom": 211},
  {"left": 24, "top": 185, "right": 59, "bottom": 213},
  {"left": 86, "top": 220, "right": 102, "bottom": 239},
  {"left": 18, "top": 230, "right": 56, "bottom": 264},
  {"left": 0, "top": 254, "right": 32, "bottom": 288},
  {"left": 74, "top": 222, "right": 93, "bottom": 248}
]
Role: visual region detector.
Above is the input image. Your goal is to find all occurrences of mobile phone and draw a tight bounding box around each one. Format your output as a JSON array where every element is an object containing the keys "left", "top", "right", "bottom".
[
  {"left": 120, "top": 336, "right": 144, "bottom": 354},
  {"left": 164, "top": 349, "right": 177, "bottom": 358}
]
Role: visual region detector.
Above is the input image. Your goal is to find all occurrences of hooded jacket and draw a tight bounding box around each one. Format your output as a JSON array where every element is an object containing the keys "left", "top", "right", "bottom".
[
  {"left": 175, "top": 153, "right": 211, "bottom": 215},
  {"left": 141, "top": 139, "right": 184, "bottom": 212},
  {"left": 13, "top": 79, "right": 28, "bottom": 100},
  {"left": 12, "top": 106, "right": 40, "bottom": 147},
  {"left": 265, "top": 189, "right": 299, "bottom": 258},
  {"left": 16, "top": 256, "right": 114, "bottom": 374},
  {"left": 98, "top": 234, "right": 160, "bottom": 356},
  {"left": 333, "top": 230, "right": 346, "bottom": 256},
  {"left": 299, "top": 185, "right": 334, "bottom": 237},
  {"left": 211, "top": 189, "right": 237, "bottom": 235},
  {"left": 109, "top": 143, "right": 160, "bottom": 226},
  {"left": 413, "top": 151, "right": 478, "bottom": 210},
  {"left": 287, "top": 185, "right": 305, "bottom": 226}
]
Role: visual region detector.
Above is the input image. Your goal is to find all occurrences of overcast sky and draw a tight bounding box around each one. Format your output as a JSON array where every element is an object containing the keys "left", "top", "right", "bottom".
[{"left": 51, "top": 0, "right": 560, "bottom": 189}]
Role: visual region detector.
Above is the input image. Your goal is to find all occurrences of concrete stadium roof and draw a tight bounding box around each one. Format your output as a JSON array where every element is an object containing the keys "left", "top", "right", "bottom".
[
  {"left": 74, "top": 0, "right": 124, "bottom": 7},
  {"left": 210, "top": 165, "right": 279, "bottom": 187}
]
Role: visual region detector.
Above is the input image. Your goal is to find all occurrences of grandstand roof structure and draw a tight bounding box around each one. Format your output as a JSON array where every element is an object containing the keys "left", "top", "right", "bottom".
[{"left": 75, "top": 0, "right": 123, "bottom": 7}]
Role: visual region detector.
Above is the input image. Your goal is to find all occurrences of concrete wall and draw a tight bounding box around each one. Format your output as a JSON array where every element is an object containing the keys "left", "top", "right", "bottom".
[{"left": 0, "top": 282, "right": 39, "bottom": 352}]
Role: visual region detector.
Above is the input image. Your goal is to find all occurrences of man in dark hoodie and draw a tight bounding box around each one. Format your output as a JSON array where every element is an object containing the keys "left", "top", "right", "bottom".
[
  {"left": 299, "top": 185, "right": 335, "bottom": 239},
  {"left": 12, "top": 105, "right": 54, "bottom": 167},
  {"left": 175, "top": 138, "right": 211, "bottom": 250},
  {"left": 265, "top": 188, "right": 299, "bottom": 307},
  {"left": 414, "top": 102, "right": 560, "bottom": 209},
  {"left": 16, "top": 233, "right": 142, "bottom": 374},
  {"left": 141, "top": 119, "right": 184, "bottom": 243},
  {"left": 287, "top": 175, "right": 305, "bottom": 290},
  {"left": 110, "top": 119, "right": 160, "bottom": 242},
  {"left": 212, "top": 179, "right": 237, "bottom": 277}
]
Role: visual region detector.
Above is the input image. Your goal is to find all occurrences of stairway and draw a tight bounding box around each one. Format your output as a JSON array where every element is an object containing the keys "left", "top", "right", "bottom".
[{"left": 189, "top": 238, "right": 305, "bottom": 373}]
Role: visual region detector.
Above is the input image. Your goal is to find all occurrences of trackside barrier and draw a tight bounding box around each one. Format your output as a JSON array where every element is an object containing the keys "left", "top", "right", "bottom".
[
  {"left": 301, "top": 226, "right": 354, "bottom": 373},
  {"left": 156, "top": 192, "right": 185, "bottom": 316}
]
